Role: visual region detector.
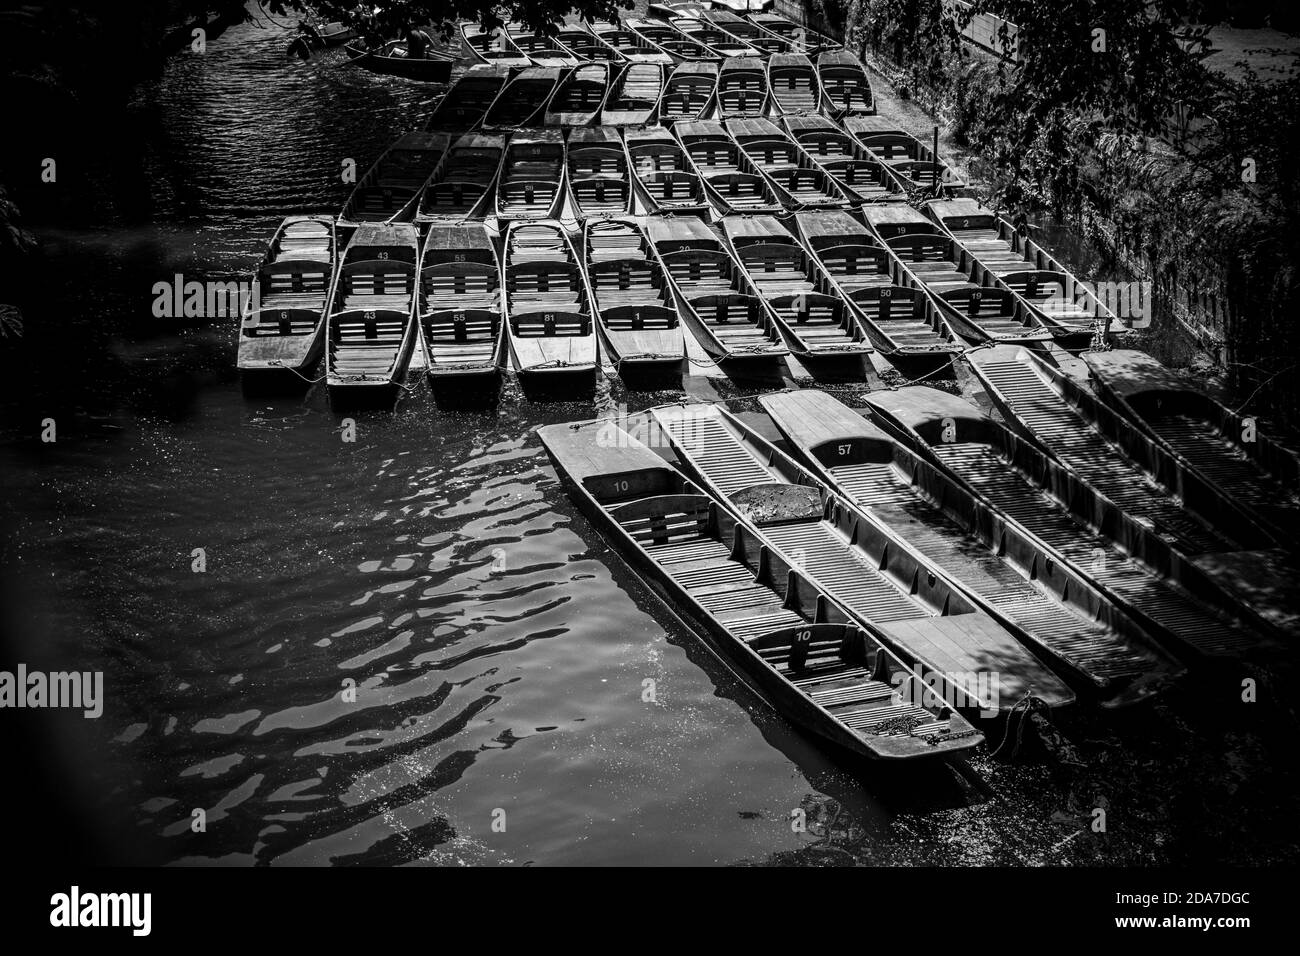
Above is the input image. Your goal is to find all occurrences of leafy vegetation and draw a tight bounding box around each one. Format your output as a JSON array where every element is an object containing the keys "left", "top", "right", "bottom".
[{"left": 849, "top": 0, "right": 1300, "bottom": 419}]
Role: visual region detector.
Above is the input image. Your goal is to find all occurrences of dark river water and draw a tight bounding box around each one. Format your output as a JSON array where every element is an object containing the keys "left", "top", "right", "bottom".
[{"left": 1, "top": 10, "right": 1297, "bottom": 867}]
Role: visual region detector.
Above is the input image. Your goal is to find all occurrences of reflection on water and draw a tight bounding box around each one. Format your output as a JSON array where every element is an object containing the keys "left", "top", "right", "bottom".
[{"left": 1, "top": 12, "right": 1297, "bottom": 867}]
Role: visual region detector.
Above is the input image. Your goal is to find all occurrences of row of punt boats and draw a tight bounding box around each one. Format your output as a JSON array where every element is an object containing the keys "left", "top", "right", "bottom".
[
  {"left": 459, "top": 11, "right": 844, "bottom": 72},
  {"left": 422, "top": 54, "right": 874, "bottom": 134},
  {"left": 238, "top": 201, "right": 1124, "bottom": 396},
  {"left": 538, "top": 370, "right": 1300, "bottom": 760},
  {"left": 337, "top": 117, "right": 959, "bottom": 228}
]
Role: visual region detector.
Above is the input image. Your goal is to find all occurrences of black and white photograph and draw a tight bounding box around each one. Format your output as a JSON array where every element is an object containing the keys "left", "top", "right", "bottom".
[{"left": 0, "top": 0, "right": 1294, "bottom": 929}]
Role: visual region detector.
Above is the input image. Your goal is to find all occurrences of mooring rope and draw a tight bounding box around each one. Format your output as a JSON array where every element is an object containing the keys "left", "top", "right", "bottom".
[{"left": 268, "top": 360, "right": 326, "bottom": 384}]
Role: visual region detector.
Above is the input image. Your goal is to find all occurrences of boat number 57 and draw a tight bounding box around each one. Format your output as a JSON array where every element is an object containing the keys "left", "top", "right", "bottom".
[{"left": 838, "top": 444, "right": 852, "bottom": 456}]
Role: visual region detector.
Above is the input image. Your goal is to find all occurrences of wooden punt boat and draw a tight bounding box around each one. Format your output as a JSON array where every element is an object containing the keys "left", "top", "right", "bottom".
[
  {"left": 863, "top": 204, "right": 1053, "bottom": 345},
  {"left": 418, "top": 223, "right": 504, "bottom": 394},
  {"left": 481, "top": 66, "right": 564, "bottom": 129},
  {"left": 343, "top": 41, "right": 455, "bottom": 82},
  {"left": 626, "top": 17, "right": 718, "bottom": 62},
  {"left": 705, "top": 9, "right": 793, "bottom": 56},
  {"left": 649, "top": 402, "right": 1076, "bottom": 714},
  {"left": 505, "top": 22, "right": 580, "bottom": 68},
  {"left": 566, "top": 128, "right": 633, "bottom": 219},
  {"left": 556, "top": 21, "right": 627, "bottom": 62},
  {"left": 674, "top": 119, "right": 783, "bottom": 216},
  {"left": 238, "top": 216, "right": 336, "bottom": 376},
  {"left": 623, "top": 126, "right": 710, "bottom": 217},
  {"left": 460, "top": 22, "right": 531, "bottom": 70},
  {"left": 862, "top": 385, "right": 1274, "bottom": 660},
  {"left": 589, "top": 20, "right": 675, "bottom": 64},
  {"left": 656, "top": 62, "right": 718, "bottom": 123},
  {"left": 493, "top": 129, "right": 566, "bottom": 220},
  {"left": 781, "top": 114, "right": 897, "bottom": 204},
  {"left": 1082, "top": 349, "right": 1300, "bottom": 541},
  {"left": 925, "top": 198, "right": 1115, "bottom": 344},
  {"left": 602, "top": 63, "right": 666, "bottom": 126},
  {"left": 747, "top": 13, "right": 842, "bottom": 55},
  {"left": 315, "top": 21, "right": 356, "bottom": 47},
  {"left": 503, "top": 220, "right": 598, "bottom": 389},
  {"left": 817, "top": 50, "right": 873, "bottom": 117},
  {"left": 325, "top": 223, "right": 420, "bottom": 401},
  {"left": 714, "top": 57, "right": 770, "bottom": 119},
  {"left": 967, "top": 345, "right": 1300, "bottom": 637},
  {"left": 753, "top": 392, "right": 1185, "bottom": 705},
  {"left": 844, "top": 116, "right": 963, "bottom": 192},
  {"left": 544, "top": 63, "right": 612, "bottom": 127},
  {"left": 583, "top": 218, "right": 685, "bottom": 379},
  {"left": 766, "top": 54, "right": 820, "bottom": 115},
  {"left": 648, "top": 0, "right": 713, "bottom": 19},
  {"left": 414, "top": 132, "right": 504, "bottom": 224},
  {"left": 726, "top": 117, "right": 853, "bottom": 209},
  {"left": 338, "top": 132, "right": 449, "bottom": 230},
  {"left": 792, "top": 210, "right": 959, "bottom": 359},
  {"left": 669, "top": 15, "right": 760, "bottom": 57},
  {"left": 537, "top": 418, "right": 983, "bottom": 760},
  {"left": 643, "top": 215, "right": 788, "bottom": 373},
  {"left": 719, "top": 215, "right": 872, "bottom": 373},
  {"left": 425, "top": 65, "right": 509, "bottom": 132}
]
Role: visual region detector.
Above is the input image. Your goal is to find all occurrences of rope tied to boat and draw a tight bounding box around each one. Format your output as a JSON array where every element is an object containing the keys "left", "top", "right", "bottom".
[
  {"left": 989, "top": 693, "right": 1051, "bottom": 759},
  {"left": 267, "top": 360, "right": 325, "bottom": 384}
]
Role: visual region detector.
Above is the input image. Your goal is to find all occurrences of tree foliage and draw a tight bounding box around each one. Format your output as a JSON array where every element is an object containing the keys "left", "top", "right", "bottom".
[{"left": 261, "top": 0, "right": 630, "bottom": 37}]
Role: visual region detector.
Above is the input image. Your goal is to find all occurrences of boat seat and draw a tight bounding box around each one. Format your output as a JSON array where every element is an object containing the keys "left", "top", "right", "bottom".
[
  {"left": 643, "top": 171, "right": 704, "bottom": 204},
  {"left": 511, "top": 312, "right": 592, "bottom": 337}
]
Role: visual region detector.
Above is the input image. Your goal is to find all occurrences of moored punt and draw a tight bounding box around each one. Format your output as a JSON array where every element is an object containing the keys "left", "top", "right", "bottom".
[
  {"left": 589, "top": 20, "right": 675, "bottom": 64},
  {"left": 726, "top": 117, "right": 853, "bottom": 209},
  {"left": 506, "top": 21, "right": 581, "bottom": 68},
  {"left": 781, "top": 114, "right": 897, "bottom": 204},
  {"left": 418, "top": 223, "right": 505, "bottom": 396},
  {"left": 648, "top": 0, "right": 713, "bottom": 18},
  {"left": 863, "top": 204, "right": 1054, "bottom": 345},
  {"left": 325, "top": 223, "right": 420, "bottom": 402},
  {"left": 719, "top": 215, "right": 872, "bottom": 375},
  {"left": 623, "top": 126, "right": 711, "bottom": 217},
  {"left": 705, "top": 9, "right": 793, "bottom": 56},
  {"left": 583, "top": 218, "right": 685, "bottom": 380},
  {"left": 602, "top": 63, "right": 666, "bottom": 126},
  {"left": 674, "top": 119, "right": 783, "bottom": 216},
  {"left": 238, "top": 216, "right": 336, "bottom": 378},
  {"left": 314, "top": 21, "right": 356, "bottom": 47},
  {"left": 817, "top": 50, "right": 873, "bottom": 117},
  {"left": 493, "top": 129, "right": 566, "bottom": 220},
  {"left": 342, "top": 40, "right": 455, "bottom": 82},
  {"left": 537, "top": 419, "right": 983, "bottom": 760},
  {"left": 625, "top": 17, "right": 718, "bottom": 62},
  {"left": 861, "top": 385, "right": 1274, "bottom": 661},
  {"left": 556, "top": 20, "right": 627, "bottom": 62},
  {"left": 754, "top": 391, "right": 1185, "bottom": 705},
  {"left": 650, "top": 402, "right": 1077, "bottom": 715},
  {"left": 714, "top": 57, "right": 770, "bottom": 119},
  {"left": 669, "top": 15, "right": 760, "bottom": 57},
  {"left": 544, "top": 63, "right": 612, "bottom": 127},
  {"left": 414, "top": 132, "right": 504, "bottom": 224},
  {"left": 338, "top": 132, "right": 449, "bottom": 230},
  {"left": 503, "top": 220, "right": 598, "bottom": 390},
  {"left": 1082, "top": 348, "right": 1300, "bottom": 541},
  {"left": 747, "top": 12, "right": 842, "bottom": 55},
  {"left": 481, "top": 66, "right": 564, "bottom": 129},
  {"left": 656, "top": 62, "right": 718, "bottom": 123},
  {"left": 565, "top": 127, "right": 632, "bottom": 218},
  {"left": 844, "top": 116, "right": 964, "bottom": 192},
  {"left": 967, "top": 345, "right": 1300, "bottom": 637},
  {"left": 460, "top": 22, "right": 531, "bottom": 70},
  {"left": 425, "top": 65, "right": 510, "bottom": 132},
  {"left": 766, "top": 54, "right": 820, "bottom": 114},
  {"left": 792, "top": 210, "right": 960, "bottom": 360},
  {"left": 644, "top": 215, "right": 788, "bottom": 374},
  {"left": 925, "top": 198, "right": 1107, "bottom": 346}
]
